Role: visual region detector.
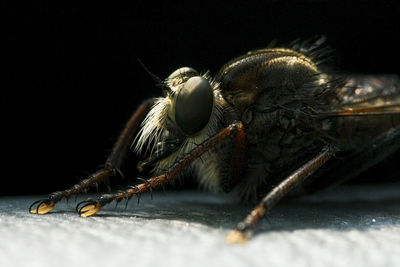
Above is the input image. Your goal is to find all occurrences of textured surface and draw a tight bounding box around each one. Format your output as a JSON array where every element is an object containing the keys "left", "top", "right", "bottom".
[{"left": 1, "top": 184, "right": 400, "bottom": 267}]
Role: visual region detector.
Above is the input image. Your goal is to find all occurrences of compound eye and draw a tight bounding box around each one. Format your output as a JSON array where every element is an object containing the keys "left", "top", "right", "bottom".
[{"left": 175, "top": 76, "right": 214, "bottom": 135}]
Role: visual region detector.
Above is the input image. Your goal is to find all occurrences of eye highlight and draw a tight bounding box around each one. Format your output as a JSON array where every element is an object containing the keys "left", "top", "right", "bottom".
[{"left": 175, "top": 76, "right": 214, "bottom": 135}]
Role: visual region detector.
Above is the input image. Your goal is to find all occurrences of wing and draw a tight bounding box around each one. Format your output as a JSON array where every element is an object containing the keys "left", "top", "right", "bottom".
[
  {"left": 317, "top": 75, "right": 400, "bottom": 118},
  {"left": 298, "top": 75, "right": 400, "bottom": 193},
  {"left": 316, "top": 75, "right": 400, "bottom": 152}
]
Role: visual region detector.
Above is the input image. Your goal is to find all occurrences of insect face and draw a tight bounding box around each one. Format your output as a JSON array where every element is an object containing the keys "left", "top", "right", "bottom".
[{"left": 134, "top": 67, "right": 232, "bottom": 192}]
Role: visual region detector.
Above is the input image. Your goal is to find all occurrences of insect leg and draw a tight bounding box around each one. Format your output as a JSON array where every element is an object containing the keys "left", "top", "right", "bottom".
[
  {"left": 226, "top": 146, "right": 334, "bottom": 244},
  {"left": 29, "top": 99, "right": 154, "bottom": 215},
  {"left": 76, "top": 121, "right": 245, "bottom": 217}
]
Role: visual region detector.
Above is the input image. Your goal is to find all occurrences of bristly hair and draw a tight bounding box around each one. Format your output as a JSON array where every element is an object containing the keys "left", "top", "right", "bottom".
[
  {"left": 288, "top": 36, "right": 335, "bottom": 67},
  {"left": 132, "top": 95, "right": 170, "bottom": 155},
  {"left": 283, "top": 36, "right": 347, "bottom": 111}
]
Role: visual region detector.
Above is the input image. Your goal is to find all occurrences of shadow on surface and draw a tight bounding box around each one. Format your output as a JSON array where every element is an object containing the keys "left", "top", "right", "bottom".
[{"left": 4, "top": 184, "right": 400, "bottom": 234}]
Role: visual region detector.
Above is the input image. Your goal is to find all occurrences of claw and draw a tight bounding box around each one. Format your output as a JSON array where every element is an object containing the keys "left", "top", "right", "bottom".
[
  {"left": 77, "top": 200, "right": 102, "bottom": 217},
  {"left": 225, "top": 230, "right": 248, "bottom": 245},
  {"left": 29, "top": 200, "right": 55, "bottom": 215},
  {"left": 79, "top": 204, "right": 101, "bottom": 217}
]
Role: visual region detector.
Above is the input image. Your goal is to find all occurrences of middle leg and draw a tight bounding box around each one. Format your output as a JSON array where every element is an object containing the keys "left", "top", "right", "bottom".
[{"left": 226, "top": 146, "right": 334, "bottom": 244}]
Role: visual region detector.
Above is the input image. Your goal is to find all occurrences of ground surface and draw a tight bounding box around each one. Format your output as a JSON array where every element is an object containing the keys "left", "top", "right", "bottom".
[{"left": 1, "top": 184, "right": 400, "bottom": 267}]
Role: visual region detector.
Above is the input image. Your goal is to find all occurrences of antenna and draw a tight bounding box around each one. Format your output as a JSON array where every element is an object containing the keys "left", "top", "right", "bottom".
[{"left": 137, "top": 58, "right": 173, "bottom": 95}]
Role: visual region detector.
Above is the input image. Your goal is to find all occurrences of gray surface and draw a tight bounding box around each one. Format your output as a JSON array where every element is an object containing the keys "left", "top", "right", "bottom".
[{"left": 1, "top": 184, "right": 400, "bottom": 267}]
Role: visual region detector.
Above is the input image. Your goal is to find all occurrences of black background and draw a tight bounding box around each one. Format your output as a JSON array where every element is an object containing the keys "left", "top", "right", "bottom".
[{"left": 3, "top": 1, "right": 400, "bottom": 196}]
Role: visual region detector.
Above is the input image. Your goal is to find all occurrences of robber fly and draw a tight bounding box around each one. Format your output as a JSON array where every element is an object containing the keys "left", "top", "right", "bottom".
[{"left": 30, "top": 39, "right": 400, "bottom": 244}]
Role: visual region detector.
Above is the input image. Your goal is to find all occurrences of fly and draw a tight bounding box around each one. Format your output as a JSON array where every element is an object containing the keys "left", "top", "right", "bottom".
[{"left": 29, "top": 39, "right": 400, "bottom": 244}]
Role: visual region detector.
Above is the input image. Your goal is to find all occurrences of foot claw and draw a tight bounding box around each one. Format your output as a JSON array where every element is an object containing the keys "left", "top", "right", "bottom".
[
  {"left": 29, "top": 199, "right": 55, "bottom": 215},
  {"left": 76, "top": 199, "right": 102, "bottom": 217},
  {"left": 225, "top": 230, "right": 249, "bottom": 245}
]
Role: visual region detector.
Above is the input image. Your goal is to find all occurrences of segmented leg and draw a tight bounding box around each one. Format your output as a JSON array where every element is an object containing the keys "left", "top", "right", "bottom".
[
  {"left": 226, "top": 146, "right": 334, "bottom": 244},
  {"left": 76, "top": 121, "right": 245, "bottom": 217},
  {"left": 29, "top": 99, "right": 154, "bottom": 214}
]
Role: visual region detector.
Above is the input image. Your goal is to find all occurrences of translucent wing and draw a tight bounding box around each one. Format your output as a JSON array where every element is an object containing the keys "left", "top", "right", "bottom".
[
  {"left": 316, "top": 74, "right": 400, "bottom": 153},
  {"left": 318, "top": 75, "right": 400, "bottom": 118},
  {"left": 300, "top": 75, "right": 400, "bottom": 193}
]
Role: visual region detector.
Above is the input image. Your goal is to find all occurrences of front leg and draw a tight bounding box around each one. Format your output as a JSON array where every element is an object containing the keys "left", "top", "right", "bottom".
[
  {"left": 75, "top": 121, "right": 245, "bottom": 217},
  {"left": 226, "top": 146, "right": 334, "bottom": 244},
  {"left": 29, "top": 99, "right": 154, "bottom": 214}
]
